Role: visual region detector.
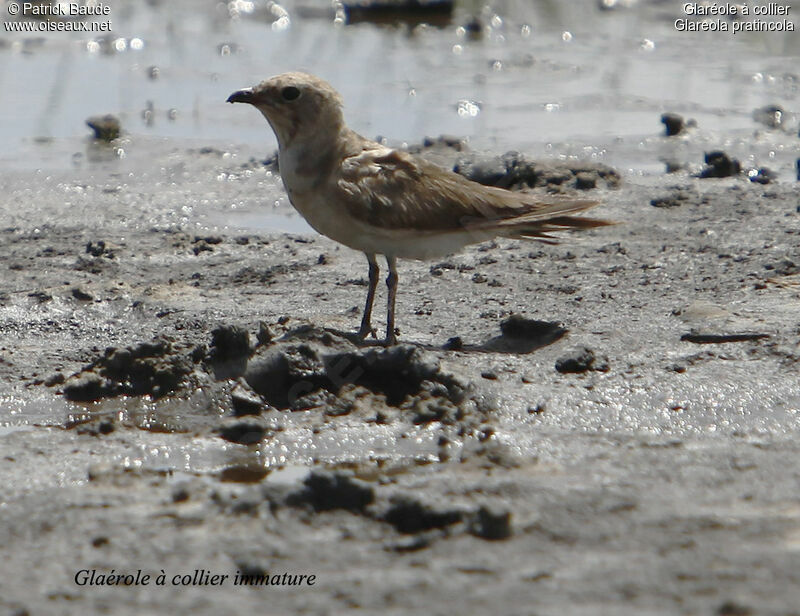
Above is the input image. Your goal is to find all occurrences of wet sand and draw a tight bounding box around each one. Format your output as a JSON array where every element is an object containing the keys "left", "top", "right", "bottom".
[{"left": 2, "top": 135, "right": 800, "bottom": 614}]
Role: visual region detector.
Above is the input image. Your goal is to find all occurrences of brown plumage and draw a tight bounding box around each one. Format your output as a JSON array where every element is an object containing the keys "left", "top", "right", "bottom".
[{"left": 228, "top": 72, "right": 613, "bottom": 344}]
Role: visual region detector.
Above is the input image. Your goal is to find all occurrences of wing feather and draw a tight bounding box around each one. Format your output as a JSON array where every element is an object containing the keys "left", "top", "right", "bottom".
[{"left": 335, "top": 146, "right": 608, "bottom": 234}]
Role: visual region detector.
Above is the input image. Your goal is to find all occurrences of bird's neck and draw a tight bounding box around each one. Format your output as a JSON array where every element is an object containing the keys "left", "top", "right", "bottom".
[{"left": 278, "top": 125, "right": 356, "bottom": 194}]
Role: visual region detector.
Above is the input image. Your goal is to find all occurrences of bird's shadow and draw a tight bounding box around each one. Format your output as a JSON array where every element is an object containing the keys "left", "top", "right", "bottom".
[{"left": 328, "top": 317, "right": 567, "bottom": 355}]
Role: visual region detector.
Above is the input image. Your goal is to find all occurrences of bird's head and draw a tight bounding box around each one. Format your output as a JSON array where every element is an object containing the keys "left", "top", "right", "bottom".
[{"left": 227, "top": 72, "right": 345, "bottom": 149}]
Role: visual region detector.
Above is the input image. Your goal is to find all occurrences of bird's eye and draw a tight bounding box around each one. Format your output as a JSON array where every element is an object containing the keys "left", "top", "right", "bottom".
[{"left": 281, "top": 86, "right": 300, "bottom": 102}]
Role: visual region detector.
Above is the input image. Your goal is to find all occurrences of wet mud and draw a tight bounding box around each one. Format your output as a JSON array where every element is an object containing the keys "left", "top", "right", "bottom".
[{"left": 2, "top": 0, "right": 800, "bottom": 612}]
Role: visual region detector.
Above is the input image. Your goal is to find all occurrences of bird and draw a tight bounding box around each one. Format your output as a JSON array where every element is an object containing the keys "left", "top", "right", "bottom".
[{"left": 227, "top": 72, "right": 612, "bottom": 345}]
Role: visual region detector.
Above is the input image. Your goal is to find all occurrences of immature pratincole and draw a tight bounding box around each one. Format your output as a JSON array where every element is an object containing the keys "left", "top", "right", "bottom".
[{"left": 228, "top": 72, "right": 611, "bottom": 345}]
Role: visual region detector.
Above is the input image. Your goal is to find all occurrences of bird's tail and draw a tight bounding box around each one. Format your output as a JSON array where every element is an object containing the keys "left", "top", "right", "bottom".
[
  {"left": 482, "top": 198, "right": 616, "bottom": 244},
  {"left": 511, "top": 215, "right": 616, "bottom": 244}
]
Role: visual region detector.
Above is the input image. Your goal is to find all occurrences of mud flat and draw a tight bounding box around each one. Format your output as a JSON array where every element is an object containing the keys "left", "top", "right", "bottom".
[{"left": 0, "top": 121, "right": 799, "bottom": 614}]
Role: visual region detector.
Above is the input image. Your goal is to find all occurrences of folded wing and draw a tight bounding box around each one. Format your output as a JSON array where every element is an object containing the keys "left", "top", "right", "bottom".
[{"left": 335, "top": 146, "right": 611, "bottom": 240}]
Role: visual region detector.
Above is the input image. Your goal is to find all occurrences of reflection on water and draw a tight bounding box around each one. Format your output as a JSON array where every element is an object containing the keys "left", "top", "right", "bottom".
[
  {"left": 0, "top": 0, "right": 800, "bottom": 227},
  {"left": 0, "top": 1, "right": 798, "bottom": 196}
]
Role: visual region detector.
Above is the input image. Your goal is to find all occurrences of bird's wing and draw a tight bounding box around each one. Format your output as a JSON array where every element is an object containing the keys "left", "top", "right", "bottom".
[{"left": 335, "top": 145, "right": 600, "bottom": 233}]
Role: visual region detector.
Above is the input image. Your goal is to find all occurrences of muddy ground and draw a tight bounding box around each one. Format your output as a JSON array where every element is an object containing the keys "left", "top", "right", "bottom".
[{"left": 1, "top": 133, "right": 800, "bottom": 615}]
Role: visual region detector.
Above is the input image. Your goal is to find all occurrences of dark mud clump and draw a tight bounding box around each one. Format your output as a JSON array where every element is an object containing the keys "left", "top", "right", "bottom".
[
  {"left": 230, "top": 379, "right": 265, "bottom": 416},
  {"left": 85, "top": 114, "right": 121, "bottom": 141},
  {"left": 555, "top": 346, "right": 610, "bottom": 374},
  {"left": 377, "top": 494, "right": 512, "bottom": 546},
  {"left": 382, "top": 495, "right": 465, "bottom": 533},
  {"left": 208, "top": 324, "right": 251, "bottom": 379},
  {"left": 60, "top": 323, "right": 480, "bottom": 427},
  {"left": 287, "top": 470, "right": 375, "bottom": 513},
  {"left": 408, "top": 134, "right": 467, "bottom": 153},
  {"left": 698, "top": 151, "right": 741, "bottom": 179},
  {"left": 748, "top": 167, "right": 776, "bottom": 185},
  {"left": 454, "top": 151, "right": 620, "bottom": 191},
  {"left": 342, "top": 0, "right": 453, "bottom": 27},
  {"left": 661, "top": 112, "right": 685, "bottom": 136},
  {"left": 62, "top": 337, "right": 203, "bottom": 401},
  {"left": 272, "top": 472, "right": 512, "bottom": 545},
  {"left": 217, "top": 414, "right": 276, "bottom": 444},
  {"left": 85, "top": 240, "right": 114, "bottom": 258},
  {"left": 244, "top": 325, "right": 474, "bottom": 422},
  {"left": 499, "top": 314, "right": 566, "bottom": 342},
  {"left": 651, "top": 192, "right": 689, "bottom": 208},
  {"left": 649, "top": 185, "right": 708, "bottom": 209},
  {"left": 469, "top": 504, "right": 513, "bottom": 540},
  {"left": 473, "top": 314, "right": 567, "bottom": 354},
  {"left": 407, "top": 136, "right": 618, "bottom": 192}
]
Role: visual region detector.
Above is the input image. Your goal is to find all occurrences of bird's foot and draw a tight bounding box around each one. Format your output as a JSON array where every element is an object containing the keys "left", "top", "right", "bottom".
[
  {"left": 384, "top": 328, "right": 398, "bottom": 346},
  {"left": 357, "top": 322, "right": 377, "bottom": 341}
]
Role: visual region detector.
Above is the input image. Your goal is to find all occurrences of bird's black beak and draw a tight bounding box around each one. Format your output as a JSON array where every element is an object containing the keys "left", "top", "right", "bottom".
[{"left": 227, "top": 88, "right": 255, "bottom": 104}]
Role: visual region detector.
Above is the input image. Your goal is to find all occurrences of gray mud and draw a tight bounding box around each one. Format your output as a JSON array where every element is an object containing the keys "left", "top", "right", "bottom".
[{"left": 3, "top": 136, "right": 800, "bottom": 615}]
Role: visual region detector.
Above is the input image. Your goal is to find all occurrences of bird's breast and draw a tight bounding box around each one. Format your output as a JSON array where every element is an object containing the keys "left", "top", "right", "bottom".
[
  {"left": 278, "top": 147, "right": 317, "bottom": 194},
  {"left": 276, "top": 148, "right": 360, "bottom": 248}
]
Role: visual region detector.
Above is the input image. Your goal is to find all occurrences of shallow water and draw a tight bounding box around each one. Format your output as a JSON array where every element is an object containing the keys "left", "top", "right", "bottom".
[{"left": 1, "top": 0, "right": 797, "bottom": 186}]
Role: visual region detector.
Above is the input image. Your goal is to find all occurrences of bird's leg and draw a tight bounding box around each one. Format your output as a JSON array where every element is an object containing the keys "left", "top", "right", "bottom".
[
  {"left": 385, "top": 256, "right": 398, "bottom": 346},
  {"left": 358, "top": 253, "right": 379, "bottom": 339}
]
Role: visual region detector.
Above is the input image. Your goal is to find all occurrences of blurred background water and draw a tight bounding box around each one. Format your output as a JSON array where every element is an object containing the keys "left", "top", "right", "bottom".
[{"left": 0, "top": 0, "right": 797, "bottom": 178}]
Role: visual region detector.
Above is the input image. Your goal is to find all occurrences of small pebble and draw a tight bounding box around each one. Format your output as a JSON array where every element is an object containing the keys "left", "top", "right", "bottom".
[
  {"left": 86, "top": 114, "right": 121, "bottom": 141},
  {"left": 661, "top": 112, "right": 684, "bottom": 136},
  {"left": 469, "top": 504, "right": 512, "bottom": 540}
]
